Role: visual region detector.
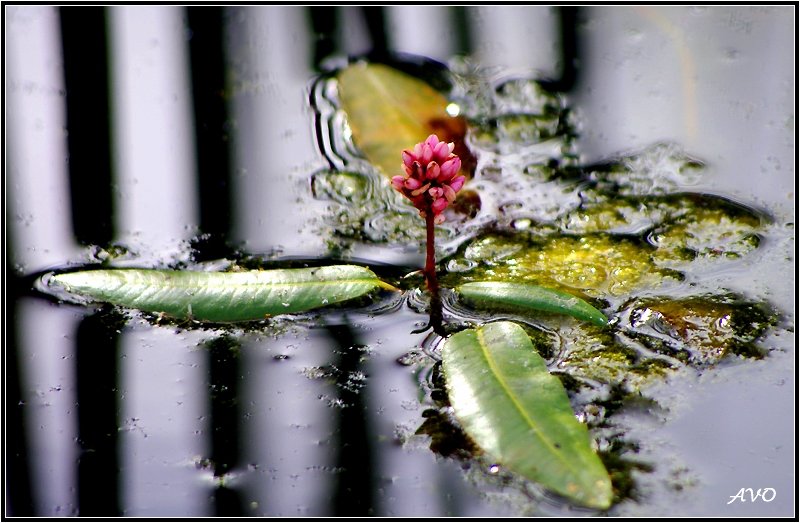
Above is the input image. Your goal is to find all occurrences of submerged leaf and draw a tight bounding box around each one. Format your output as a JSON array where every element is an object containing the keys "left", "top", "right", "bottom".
[
  {"left": 458, "top": 281, "right": 608, "bottom": 327},
  {"left": 337, "top": 62, "right": 472, "bottom": 179},
  {"left": 49, "top": 266, "right": 396, "bottom": 322},
  {"left": 442, "top": 321, "right": 613, "bottom": 509}
]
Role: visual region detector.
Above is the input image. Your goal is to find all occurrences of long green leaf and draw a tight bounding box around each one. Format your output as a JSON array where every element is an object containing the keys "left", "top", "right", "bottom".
[
  {"left": 50, "top": 266, "right": 396, "bottom": 322},
  {"left": 442, "top": 321, "right": 613, "bottom": 509},
  {"left": 458, "top": 281, "right": 608, "bottom": 327}
]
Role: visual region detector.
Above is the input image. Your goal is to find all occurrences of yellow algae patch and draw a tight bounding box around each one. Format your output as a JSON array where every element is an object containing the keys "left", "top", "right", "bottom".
[{"left": 453, "top": 233, "right": 675, "bottom": 298}]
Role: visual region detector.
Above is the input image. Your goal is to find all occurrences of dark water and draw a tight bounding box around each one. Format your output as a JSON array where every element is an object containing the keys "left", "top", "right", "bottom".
[{"left": 5, "top": 6, "right": 795, "bottom": 517}]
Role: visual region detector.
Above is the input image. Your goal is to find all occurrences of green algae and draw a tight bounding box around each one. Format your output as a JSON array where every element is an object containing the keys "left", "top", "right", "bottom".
[
  {"left": 471, "top": 114, "right": 563, "bottom": 150},
  {"left": 312, "top": 170, "right": 373, "bottom": 205},
  {"left": 650, "top": 204, "right": 763, "bottom": 266},
  {"left": 443, "top": 232, "right": 678, "bottom": 298},
  {"left": 312, "top": 169, "right": 427, "bottom": 245},
  {"left": 554, "top": 323, "right": 677, "bottom": 392},
  {"left": 558, "top": 192, "right": 763, "bottom": 247},
  {"left": 622, "top": 295, "right": 779, "bottom": 366}
]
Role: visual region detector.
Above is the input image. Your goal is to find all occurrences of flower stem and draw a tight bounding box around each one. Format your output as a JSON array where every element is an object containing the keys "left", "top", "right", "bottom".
[{"left": 424, "top": 210, "right": 444, "bottom": 334}]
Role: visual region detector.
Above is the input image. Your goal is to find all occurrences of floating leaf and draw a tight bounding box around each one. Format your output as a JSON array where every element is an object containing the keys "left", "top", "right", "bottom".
[
  {"left": 458, "top": 281, "right": 608, "bottom": 327},
  {"left": 442, "top": 321, "right": 613, "bottom": 509},
  {"left": 49, "top": 266, "right": 396, "bottom": 322},
  {"left": 337, "top": 62, "right": 472, "bottom": 179}
]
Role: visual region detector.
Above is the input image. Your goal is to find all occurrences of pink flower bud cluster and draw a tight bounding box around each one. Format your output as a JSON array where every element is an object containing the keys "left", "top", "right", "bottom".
[{"left": 391, "top": 134, "right": 465, "bottom": 224}]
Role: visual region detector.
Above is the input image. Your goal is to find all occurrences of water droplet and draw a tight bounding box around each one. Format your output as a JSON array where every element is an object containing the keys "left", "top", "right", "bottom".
[
  {"left": 446, "top": 258, "right": 477, "bottom": 273},
  {"left": 512, "top": 218, "right": 532, "bottom": 230}
]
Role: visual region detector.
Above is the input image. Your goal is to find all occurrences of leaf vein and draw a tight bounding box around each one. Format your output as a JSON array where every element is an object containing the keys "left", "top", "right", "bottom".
[{"left": 474, "top": 326, "right": 582, "bottom": 478}]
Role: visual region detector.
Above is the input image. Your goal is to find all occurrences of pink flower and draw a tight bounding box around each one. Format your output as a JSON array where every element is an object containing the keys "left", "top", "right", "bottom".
[{"left": 391, "top": 134, "right": 465, "bottom": 224}]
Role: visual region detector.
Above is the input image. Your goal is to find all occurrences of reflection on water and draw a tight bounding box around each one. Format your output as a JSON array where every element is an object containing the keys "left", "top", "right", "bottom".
[
  {"left": 110, "top": 6, "right": 199, "bottom": 256},
  {"left": 6, "top": 5, "right": 795, "bottom": 518}
]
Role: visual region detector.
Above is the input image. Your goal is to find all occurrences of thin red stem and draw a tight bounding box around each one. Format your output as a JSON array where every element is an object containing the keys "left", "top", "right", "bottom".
[
  {"left": 424, "top": 209, "right": 444, "bottom": 334},
  {"left": 424, "top": 212, "right": 437, "bottom": 289}
]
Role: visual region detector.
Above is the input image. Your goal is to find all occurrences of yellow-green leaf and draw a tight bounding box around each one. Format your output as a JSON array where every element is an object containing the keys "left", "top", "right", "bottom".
[
  {"left": 337, "top": 62, "right": 470, "bottom": 178},
  {"left": 442, "top": 321, "right": 613, "bottom": 509}
]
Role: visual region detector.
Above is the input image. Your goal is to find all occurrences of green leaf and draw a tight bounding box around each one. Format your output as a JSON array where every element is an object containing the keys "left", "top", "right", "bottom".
[
  {"left": 442, "top": 321, "right": 613, "bottom": 509},
  {"left": 457, "top": 281, "right": 608, "bottom": 327},
  {"left": 50, "top": 265, "right": 396, "bottom": 322},
  {"left": 337, "top": 63, "right": 468, "bottom": 178}
]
